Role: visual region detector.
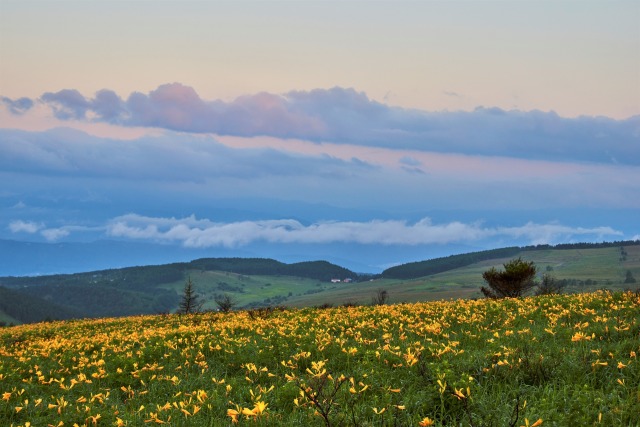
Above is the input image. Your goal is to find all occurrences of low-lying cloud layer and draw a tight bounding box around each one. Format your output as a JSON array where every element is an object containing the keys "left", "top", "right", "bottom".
[
  {"left": 4, "top": 83, "right": 639, "bottom": 165},
  {"left": 9, "top": 214, "right": 622, "bottom": 247}
]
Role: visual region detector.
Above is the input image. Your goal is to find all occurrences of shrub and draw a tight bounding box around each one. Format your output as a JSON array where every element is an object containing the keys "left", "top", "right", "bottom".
[
  {"left": 214, "top": 293, "right": 237, "bottom": 313},
  {"left": 372, "top": 288, "right": 389, "bottom": 305},
  {"left": 535, "top": 273, "right": 565, "bottom": 296},
  {"left": 481, "top": 257, "right": 537, "bottom": 298}
]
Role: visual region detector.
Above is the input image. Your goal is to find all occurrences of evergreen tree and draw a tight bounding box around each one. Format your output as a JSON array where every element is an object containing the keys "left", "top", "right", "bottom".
[{"left": 178, "top": 276, "right": 201, "bottom": 314}]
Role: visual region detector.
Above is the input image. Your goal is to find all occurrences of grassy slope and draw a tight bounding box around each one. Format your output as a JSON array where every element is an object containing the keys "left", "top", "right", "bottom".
[
  {"left": 158, "top": 269, "right": 330, "bottom": 309},
  {"left": 282, "top": 245, "right": 640, "bottom": 307}
]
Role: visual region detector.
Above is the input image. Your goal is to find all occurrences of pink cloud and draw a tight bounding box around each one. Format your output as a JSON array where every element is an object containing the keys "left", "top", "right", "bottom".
[{"left": 8, "top": 83, "right": 639, "bottom": 165}]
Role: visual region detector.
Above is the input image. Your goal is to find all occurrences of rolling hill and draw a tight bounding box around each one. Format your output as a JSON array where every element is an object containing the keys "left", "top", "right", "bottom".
[{"left": 1, "top": 241, "right": 638, "bottom": 325}]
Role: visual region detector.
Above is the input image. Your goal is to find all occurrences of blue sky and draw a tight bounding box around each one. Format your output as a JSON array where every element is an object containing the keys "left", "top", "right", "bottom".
[{"left": 1, "top": 1, "right": 639, "bottom": 273}]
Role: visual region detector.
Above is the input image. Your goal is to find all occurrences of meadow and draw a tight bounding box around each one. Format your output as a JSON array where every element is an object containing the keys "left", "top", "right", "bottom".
[{"left": 1, "top": 290, "right": 639, "bottom": 426}]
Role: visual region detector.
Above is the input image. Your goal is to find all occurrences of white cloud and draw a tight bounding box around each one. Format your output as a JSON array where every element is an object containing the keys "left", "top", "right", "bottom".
[
  {"left": 9, "top": 220, "right": 43, "bottom": 234},
  {"left": 496, "top": 222, "right": 623, "bottom": 245},
  {"left": 41, "top": 227, "right": 71, "bottom": 241},
  {"left": 105, "top": 214, "right": 623, "bottom": 248}
]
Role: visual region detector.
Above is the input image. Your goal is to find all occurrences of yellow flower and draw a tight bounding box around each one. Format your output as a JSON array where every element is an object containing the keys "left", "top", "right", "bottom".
[
  {"left": 521, "top": 418, "right": 543, "bottom": 427},
  {"left": 453, "top": 387, "right": 467, "bottom": 400},
  {"left": 419, "top": 417, "right": 435, "bottom": 426},
  {"left": 571, "top": 331, "right": 590, "bottom": 342},
  {"left": 143, "top": 412, "right": 167, "bottom": 424},
  {"left": 227, "top": 408, "right": 239, "bottom": 423},
  {"left": 372, "top": 407, "right": 386, "bottom": 415},
  {"left": 252, "top": 401, "right": 268, "bottom": 415},
  {"left": 87, "top": 414, "right": 101, "bottom": 426}
]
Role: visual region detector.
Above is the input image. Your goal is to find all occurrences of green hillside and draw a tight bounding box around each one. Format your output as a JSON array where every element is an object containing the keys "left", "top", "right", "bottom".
[
  {"left": 0, "top": 257, "right": 357, "bottom": 323},
  {"left": 1, "top": 243, "right": 639, "bottom": 324},
  {"left": 284, "top": 242, "right": 640, "bottom": 307},
  {"left": 0, "top": 286, "right": 84, "bottom": 325},
  {"left": 382, "top": 240, "right": 640, "bottom": 279}
]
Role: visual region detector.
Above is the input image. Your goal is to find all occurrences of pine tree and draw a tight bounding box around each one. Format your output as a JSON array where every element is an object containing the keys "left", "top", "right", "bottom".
[{"left": 178, "top": 276, "right": 201, "bottom": 314}]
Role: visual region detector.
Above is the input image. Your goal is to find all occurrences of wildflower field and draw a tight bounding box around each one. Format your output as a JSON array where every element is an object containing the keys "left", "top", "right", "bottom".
[{"left": 1, "top": 290, "right": 639, "bottom": 426}]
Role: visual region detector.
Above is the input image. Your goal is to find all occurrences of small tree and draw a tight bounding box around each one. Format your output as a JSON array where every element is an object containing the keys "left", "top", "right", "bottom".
[
  {"left": 535, "top": 273, "right": 564, "bottom": 296},
  {"left": 481, "top": 257, "right": 537, "bottom": 299},
  {"left": 214, "top": 293, "right": 237, "bottom": 313},
  {"left": 178, "top": 276, "right": 201, "bottom": 314},
  {"left": 372, "top": 288, "right": 389, "bottom": 305},
  {"left": 624, "top": 270, "right": 636, "bottom": 284}
]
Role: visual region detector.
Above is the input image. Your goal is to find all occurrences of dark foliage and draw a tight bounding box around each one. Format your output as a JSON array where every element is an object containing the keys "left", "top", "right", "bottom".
[
  {"left": 0, "top": 286, "right": 84, "bottom": 324},
  {"left": 371, "top": 288, "right": 389, "bottom": 305},
  {"left": 535, "top": 273, "right": 565, "bottom": 296},
  {"left": 189, "top": 258, "right": 357, "bottom": 281},
  {"left": 550, "top": 240, "right": 640, "bottom": 250},
  {"left": 286, "top": 261, "right": 355, "bottom": 282},
  {"left": 481, "top": 258, "right": 537, "bottom": 299},
  {"left": 178, "top": 276, "right": 202, "bottom": 314},
  {"left": 18, "top": 283, "right": 175, "bottom": 318},
  {"left": 214, "top": 293, "right": 237, "bottom": 313}
]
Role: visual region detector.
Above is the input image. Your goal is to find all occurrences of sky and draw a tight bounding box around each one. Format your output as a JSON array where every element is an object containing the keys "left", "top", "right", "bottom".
[{"left": 1, "top": 0, "right": 639, "bottom": 273}]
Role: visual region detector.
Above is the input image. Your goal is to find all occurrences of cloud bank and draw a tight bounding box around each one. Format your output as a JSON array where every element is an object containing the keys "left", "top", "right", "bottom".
[
  {"left": 5, "top": 84, "right": 639, "bottom": 165},
  {"left": 8, "top": 213, "right": 622, "bottom": 247},
  {"left": 104, "top": 214, "right": 623, "bottom": 247}
]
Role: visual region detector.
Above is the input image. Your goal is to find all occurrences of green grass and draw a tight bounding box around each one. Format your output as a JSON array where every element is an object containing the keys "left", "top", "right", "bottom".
[
  {"left": 160, "top": 269, "right": 334, "bottom": 309},
  {"left": 1, "top": 290, "right": 638, "bottom": 426}
]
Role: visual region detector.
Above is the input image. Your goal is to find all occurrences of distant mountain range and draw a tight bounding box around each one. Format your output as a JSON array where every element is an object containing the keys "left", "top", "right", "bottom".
[{"left": 0, "top": 237, "right": 486, "bottom": 276}]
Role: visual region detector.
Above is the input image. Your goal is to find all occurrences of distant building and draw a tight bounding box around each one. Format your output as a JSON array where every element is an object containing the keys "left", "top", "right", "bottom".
[{"left": 331, "top": 278, "right": 352, "bottom": 283}]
